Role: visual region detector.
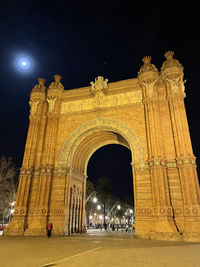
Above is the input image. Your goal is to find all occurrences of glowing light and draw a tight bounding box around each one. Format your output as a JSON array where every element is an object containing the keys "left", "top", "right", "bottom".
[
  {"left": 21, "top": 60, "right": 27, "bottom": 66},
  {"left": 93, "top": 197, "right": 97, "bottom": 203},
  {"left": 117, "top": 205, "right": 121, "bottom": 210},
  {"left": 13, "top": 53, "right": 34, "bottom": 74},
  {"left": 97, "top": 205, "right": 101, "bottom": 210}
]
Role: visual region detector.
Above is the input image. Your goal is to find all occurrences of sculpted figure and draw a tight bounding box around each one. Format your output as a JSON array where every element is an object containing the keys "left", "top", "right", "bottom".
[
  {"left": 49, "top": 74, "right": 64, "bottom": 90},
  {"left": 32, "top": 78, "right": 46, "bottom": 93},
  {"left": 166, "top": 76, "right": 181, "bottom": 94},
  {"left": 47, "top": 96, "right": 57, "bottom": 113},
  {"left": 141, "top": 79, "right": 157, "bottom": 98},
  {"left": 29, "top": 100, "right": 40, "bottom": 116}
]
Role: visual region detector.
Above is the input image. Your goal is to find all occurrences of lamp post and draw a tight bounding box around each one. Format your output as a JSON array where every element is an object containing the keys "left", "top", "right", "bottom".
[
  {"left": 9, "top": 201, "right": 16, "bottom": 223},
  {"left": 85, "top": 192, "right": 97, "bottom": 204}
]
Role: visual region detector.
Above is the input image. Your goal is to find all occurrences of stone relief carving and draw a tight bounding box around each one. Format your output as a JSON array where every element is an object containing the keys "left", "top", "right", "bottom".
[
  {"left": 61, "top": 90, "right": 142, "bottom": 114},
  {"left": 32, "top": 78, "right": 46, "bottom": 93},
  {"left": 141, "top": 79, "right": 157, "bottom": 98},
  {"left": 90, "top": 76, "right": 108, "bottom": 95},
  {"left": 29, "top": 99, "right": 40, "bottom": 116},
  {"left": 166, "top": 76, "right": 186, "bottom": 94},
  {"left": 47, "top": 96, "right": 57, "bottom": 113},
  {"left": 49, "top": 74, "right": 64, "bottom": 90}
]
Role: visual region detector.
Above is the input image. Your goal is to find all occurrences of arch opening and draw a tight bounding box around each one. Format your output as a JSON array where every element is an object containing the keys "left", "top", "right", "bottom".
[
  {"left": 86, "top": 144, "right": 135, "bottom": 232},
  {"left": 59, "top": 117, "right": 145, "bottom": 236}
]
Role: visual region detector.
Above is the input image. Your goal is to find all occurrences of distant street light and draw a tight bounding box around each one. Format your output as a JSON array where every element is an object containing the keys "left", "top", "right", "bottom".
[
  {"left": 93, "top": 197, "right": 97, "bottom": 203},
  {"left": 117, "top": 205, "right": 121, "bottom": 210},
  {"left": 85, "top": 192, "right": 97, "bottom": 204},
  {"left": 97, "top": 205, "right": 101, "bottom": 210}
]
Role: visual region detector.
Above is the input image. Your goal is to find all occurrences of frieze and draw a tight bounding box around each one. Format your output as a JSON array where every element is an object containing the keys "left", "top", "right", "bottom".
[
  {"left": 177, "top": 158, "right": 196, "bottom": 167},
  {"left": 60, "top": 90, "right": 142, "bottom": 114},
  {"left": 54, "top": 167, "right": 67, "bottom": 176},
  {"left": 50, "top": 208, "right": 64, "bottom": 215},
  {"left": 20, "top": 168, "right": 33, "bottom": 176},
  {"left": 136, "top": 207, "right": 173, "bottom": 216},
  {"left": 148, "top": 159, "right": 167, "bottom": 168},
  {"left": 167, "top": 161, "right": 177, "bottom": 168}
]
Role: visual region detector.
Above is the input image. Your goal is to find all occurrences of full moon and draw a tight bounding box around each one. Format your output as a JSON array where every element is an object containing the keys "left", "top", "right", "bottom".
[{"left": 13, "top": 53, "right": 34, "bottom": 74}]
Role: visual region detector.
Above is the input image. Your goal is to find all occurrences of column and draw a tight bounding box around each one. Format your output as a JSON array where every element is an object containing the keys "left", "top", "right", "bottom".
[
  {"left": 25, "top": 75, "right": 64, "bottom": 235},
  {"left": 161, "top": 51, "right": 200, "bottom": 240},
  {"left": 138, "top": 56, "right": 180, "bottom": 240},
  {"left": 4, "top": 78, "right": 46, "bottom": 235}
]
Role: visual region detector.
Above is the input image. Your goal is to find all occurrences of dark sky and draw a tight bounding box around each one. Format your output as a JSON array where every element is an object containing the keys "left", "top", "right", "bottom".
[{"left": 0, "top": 1, "right": 200, "bottom": 198}]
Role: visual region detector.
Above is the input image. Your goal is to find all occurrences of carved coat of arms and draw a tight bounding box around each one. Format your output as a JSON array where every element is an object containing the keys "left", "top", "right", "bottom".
[{"left": 90, "top": 76, "right": 108, "bottom": 95}]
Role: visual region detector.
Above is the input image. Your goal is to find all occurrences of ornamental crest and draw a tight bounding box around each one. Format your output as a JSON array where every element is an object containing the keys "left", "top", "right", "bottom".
[{"left": 90, "top": 76, "right": 108, "bottom": 95}]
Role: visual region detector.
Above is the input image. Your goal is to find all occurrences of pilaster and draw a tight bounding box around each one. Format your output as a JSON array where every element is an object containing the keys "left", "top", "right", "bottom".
[
  {"left": 4, "top": 78, "right": 47, "bottom": 235},
  {"left": 161, "top": 51, "right": 200, "bottom": 240},
  {"left": 138, "top": 56, "right": 181, "bottom": 240}
]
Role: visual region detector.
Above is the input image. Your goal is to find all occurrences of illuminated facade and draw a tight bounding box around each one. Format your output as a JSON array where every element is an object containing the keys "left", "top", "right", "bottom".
[{"left": 4, "top": 52, "right": 200, "bottom": 241}]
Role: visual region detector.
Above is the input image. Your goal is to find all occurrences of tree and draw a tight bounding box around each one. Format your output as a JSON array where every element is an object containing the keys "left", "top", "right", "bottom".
[
  {"left": 0, "top": 156, "right": 18, "bottom": 223},
  {"left": 85, "top": 179, "right": 96, "bottom": 225},
  {"left": 86, "top": 179, "right": 95, "bottom": 200},
  {"left": 96, "top": 176, "right": 112, "bottom": 226}
]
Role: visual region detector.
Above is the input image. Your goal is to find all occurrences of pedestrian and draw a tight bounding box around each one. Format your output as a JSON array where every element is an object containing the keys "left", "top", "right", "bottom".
[
  {"left": 47, "top": 222, "right": 53, "bottom": 238},
  {"left": 132, "top": 223, "right": 135, "bottom": 233},
  {"left": 125, "top": 223, "right": 128, "bottom": 233}
]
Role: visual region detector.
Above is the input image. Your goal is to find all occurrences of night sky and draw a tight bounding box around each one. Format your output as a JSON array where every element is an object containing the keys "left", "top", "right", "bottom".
[{"left": 0, "top": 1, "right": 200, "bottom": 199}]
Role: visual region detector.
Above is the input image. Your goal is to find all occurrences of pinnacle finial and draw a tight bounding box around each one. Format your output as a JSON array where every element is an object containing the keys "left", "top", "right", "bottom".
[
  {"left": 164, "top": 51, "right": 174, "bottom": 60},
  {"left": 142, "top": 56, "right": 152, "bottom": 64},
  {"left": 54, "top": 74, "right": 62, "bottom": 82},
  {"left": 37, "top": 78, "right": 46, "bottom": 85}
]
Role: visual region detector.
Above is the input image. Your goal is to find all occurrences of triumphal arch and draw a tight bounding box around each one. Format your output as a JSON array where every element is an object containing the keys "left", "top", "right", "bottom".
[{"left": 4, "top": 51, "right": 200, "bottom": 241}]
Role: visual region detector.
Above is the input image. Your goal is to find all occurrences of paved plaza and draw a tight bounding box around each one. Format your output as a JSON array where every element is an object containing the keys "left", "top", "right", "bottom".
[{"left": 0, "top": 230, "right": 200, "bottom": 267}]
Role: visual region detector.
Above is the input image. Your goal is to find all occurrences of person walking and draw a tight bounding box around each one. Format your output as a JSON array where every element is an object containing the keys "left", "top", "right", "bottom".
[
  {"left": 47, "top": 222, "right": 53, "bottom": 238},
  {"left": 132, "top": 223, "right": 135, "bottom": 233},
  {"left": 125, "top": 223, "right": 128, "bottom": 233}
]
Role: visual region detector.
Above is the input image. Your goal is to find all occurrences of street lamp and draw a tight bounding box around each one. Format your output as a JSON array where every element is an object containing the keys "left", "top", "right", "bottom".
[
  {"left": 93, "top": 197, "right": 97, "bottom": 203},
  {"left": 85, "top": 192, "right": 97, "bottom": 204},
  {"left": 97, "top": 204, "right": 101, "bottom": 210},
  {"left": 117, "top": 205, "right": 121, "bottom": 210},
  {"left": 9, "top": 201, "right": 16, "bottom": 223}
]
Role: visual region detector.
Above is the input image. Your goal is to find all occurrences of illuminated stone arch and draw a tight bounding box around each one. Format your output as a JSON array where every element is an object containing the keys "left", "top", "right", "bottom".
[{"left": 59, "top": 116, "right": 145, "bottom": 174}]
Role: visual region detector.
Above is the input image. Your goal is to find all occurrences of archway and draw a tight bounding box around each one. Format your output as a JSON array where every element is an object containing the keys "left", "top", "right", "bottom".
[
  {"left": 86, "top": 144, "right": 134, "bottom": 231},
  {"left": 59, "top": 117, "right": 147, "bottom": 237},
  {"left": 5, "top": 54, "right": 200, "bottom": 241}
]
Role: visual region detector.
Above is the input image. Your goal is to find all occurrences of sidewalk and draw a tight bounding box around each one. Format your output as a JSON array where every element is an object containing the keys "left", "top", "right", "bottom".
[{"left": 0, "top": 232, "right": 200, "bottom": 267}]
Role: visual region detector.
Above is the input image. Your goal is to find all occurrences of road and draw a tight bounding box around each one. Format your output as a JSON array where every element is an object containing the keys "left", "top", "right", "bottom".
[{"left": 0, "top": 230, "right": 200, "bottom": 267}]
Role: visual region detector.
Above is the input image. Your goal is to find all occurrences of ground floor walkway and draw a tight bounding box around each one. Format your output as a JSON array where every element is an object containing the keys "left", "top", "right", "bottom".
[{"left": 0, "top": 230, "right": 199, "bottom": 267}]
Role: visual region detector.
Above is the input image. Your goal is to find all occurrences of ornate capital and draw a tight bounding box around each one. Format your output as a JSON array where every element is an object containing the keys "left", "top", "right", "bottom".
[
  {"left": 164, "top": 75, "right": 186, "bottom": 97},
  {"left": 47, "top": 96, "right": 57, "bottom": 113},
  {"left": 141, "top": 79, "right": 157, "bottom": 99},
  {"left": 29, "top": 99, "right": 40, "bottom": 117}
]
